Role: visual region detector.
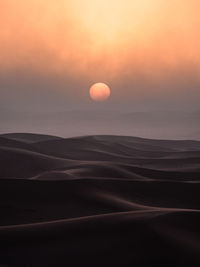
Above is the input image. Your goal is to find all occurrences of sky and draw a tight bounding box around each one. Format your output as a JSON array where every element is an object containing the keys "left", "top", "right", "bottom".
[{"left": 0, "top": 0, "right": 200, "bottom": 138}]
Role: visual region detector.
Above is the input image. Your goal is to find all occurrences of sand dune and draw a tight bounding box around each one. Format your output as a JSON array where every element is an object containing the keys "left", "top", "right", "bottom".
[
  {"left": 0, "top": 133, "right": 200, "bottom": 266},
  {"left": 0, "top": 133, "right": 62, "bottom": 143}
]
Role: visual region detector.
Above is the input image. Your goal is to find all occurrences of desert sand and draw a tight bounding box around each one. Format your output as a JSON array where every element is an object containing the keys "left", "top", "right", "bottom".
[{"left": 0, "top": 133, "right": 199, "bottom": 266}]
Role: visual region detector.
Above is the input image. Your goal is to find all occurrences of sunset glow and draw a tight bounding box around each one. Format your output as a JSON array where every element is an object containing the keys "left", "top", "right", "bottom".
[{"left": 1, "top": 0, "right": 200, "bottom": 82}]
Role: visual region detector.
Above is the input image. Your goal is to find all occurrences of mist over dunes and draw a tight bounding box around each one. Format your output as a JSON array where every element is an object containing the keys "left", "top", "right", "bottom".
[{"left": 1, "top": 109, "right": 200, "bottom": 140}]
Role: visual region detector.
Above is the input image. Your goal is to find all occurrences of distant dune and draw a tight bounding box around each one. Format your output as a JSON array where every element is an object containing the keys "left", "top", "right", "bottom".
[
  {"left": 1, "top": 133, "right": 62, "bottom": 143},
  {"left": 1, "top": 109, "right": 200, "bottom": 140},
  {"left": 0, "top": 133, "right": 200, "bottom": 266}
]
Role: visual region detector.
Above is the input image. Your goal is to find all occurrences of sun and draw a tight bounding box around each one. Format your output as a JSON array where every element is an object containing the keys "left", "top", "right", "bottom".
[{"left": 89, "top": 83, "right": 111, "bottom": 102}]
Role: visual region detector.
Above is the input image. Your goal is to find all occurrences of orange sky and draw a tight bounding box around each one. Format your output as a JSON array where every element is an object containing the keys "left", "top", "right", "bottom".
[{"left": 1, "top": 0, "right": 200, "bottom": 82}]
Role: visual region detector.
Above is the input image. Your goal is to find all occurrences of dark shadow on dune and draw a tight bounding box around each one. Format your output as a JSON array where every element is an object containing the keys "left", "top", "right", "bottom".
[{"left": 0, "top": 133, "right": 199, "bottom": 266}]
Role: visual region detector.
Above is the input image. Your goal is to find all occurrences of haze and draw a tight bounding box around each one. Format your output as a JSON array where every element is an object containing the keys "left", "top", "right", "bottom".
[{"left": 0, "top": 0, "right": 200, "bottom": 139}]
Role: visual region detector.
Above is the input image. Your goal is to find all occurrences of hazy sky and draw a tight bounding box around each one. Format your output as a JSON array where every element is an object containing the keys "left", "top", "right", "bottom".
[{"left": 0, "top": 0, "right": 200, "bottom": 111}]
